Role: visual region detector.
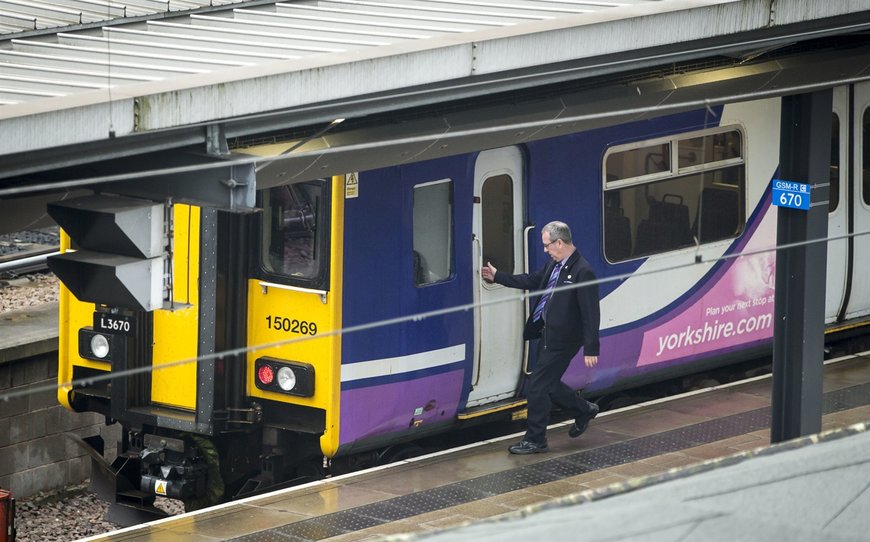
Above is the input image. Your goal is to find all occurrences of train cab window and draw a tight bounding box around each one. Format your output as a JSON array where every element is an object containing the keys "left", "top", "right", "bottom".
[
  {"left": 830, "top": 113, "right": 840, "bottom": 213},
  {"left": 413, "top": 179, "right": 453, "bottom": 286},
  {"left": 481, "top": 174, "right": 515, "bottom": 274},
  {"left": 261, "top": 180, "right": 328, "bottom": 282},
  {"left": 603, "top": 127, "right": 746, "bottom": 262}
]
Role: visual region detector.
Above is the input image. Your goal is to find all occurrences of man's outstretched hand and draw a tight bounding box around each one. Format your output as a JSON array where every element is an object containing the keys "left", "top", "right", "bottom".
[{"left": 481, "top": 262, "right": 497, "bottom": 283}]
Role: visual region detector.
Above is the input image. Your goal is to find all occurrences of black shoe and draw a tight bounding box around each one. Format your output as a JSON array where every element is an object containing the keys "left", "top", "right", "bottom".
[
  {"left": 508, "top": 440, "right": 549, "bottom": 455},
  {"left": 569, "top": 403, "right": 600, "bottom": 438}
]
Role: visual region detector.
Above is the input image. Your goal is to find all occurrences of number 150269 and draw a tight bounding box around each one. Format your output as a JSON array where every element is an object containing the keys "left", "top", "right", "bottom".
[{"left": 265, "top": 315, "right": 318, "bottom": 336}]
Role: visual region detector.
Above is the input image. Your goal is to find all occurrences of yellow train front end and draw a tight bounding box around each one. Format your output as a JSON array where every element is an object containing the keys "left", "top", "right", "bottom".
[
  {"left": 52, "top": 177, "right": 344, "bottom": 524},
  {"left": 57, "top": 203, "right": 202, "bottom": 414},
  {"left": 244, "top": 176, "right": 344, "bottom": 472}
]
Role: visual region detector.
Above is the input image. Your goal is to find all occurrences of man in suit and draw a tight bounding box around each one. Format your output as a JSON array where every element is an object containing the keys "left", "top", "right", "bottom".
[{"left": 481, "top": 221, "right": 600, "bottom": 454}]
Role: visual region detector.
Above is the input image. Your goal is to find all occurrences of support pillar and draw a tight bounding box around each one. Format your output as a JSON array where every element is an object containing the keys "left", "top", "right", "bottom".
[{"left": 771, "top": 89, "right": 832, "bottom": 443}]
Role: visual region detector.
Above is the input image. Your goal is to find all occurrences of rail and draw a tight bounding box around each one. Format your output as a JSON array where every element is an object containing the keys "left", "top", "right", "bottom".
[{"left": 0, "top": 247, "right": 57, "bottom": 276}]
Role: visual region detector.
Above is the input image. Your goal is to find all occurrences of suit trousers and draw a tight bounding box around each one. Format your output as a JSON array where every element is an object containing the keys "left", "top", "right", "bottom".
[{"left": 524, "top": 340, "right": 596, "bottom": 444}]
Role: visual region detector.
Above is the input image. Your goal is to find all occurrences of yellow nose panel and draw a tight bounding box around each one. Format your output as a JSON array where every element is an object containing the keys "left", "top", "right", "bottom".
[{"left": 151, "top": 205, "right": 199, "bottom": 411}]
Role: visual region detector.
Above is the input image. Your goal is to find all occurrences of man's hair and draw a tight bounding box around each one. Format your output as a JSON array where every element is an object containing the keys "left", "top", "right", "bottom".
[{"left": 543, "top": 221, "right": 572, "bottom": 244}]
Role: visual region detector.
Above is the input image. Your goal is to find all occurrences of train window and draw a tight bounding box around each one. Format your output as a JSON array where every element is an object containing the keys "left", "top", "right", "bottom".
[
  {"left": 603, "top": 127, "right": 746, "bottom": 262},
  {"left": 261, "top": 180, "right": 328, "bottom": 281},
  {"left": 481, "top": 174, "right": 515, "bottom": 274},
  {"left": 605, "top": 143, "right": 670, "bottom": 184},
  {"left": 830, "top": 113, "right": 839, "bottom": 213},
  {"left": 863, "top": 108, "right": 870, "bottom": 206},
  {"left": 413, "top": 179, "right": 453, "bottom": 286},
  {"left": 678, "top": 131, "right": 741, "bottom": 170}
]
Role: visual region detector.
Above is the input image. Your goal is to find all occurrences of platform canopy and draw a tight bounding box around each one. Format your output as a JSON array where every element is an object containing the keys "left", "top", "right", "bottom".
[{"left": 1, "top": 0, "right": 870, "bottom": 229}]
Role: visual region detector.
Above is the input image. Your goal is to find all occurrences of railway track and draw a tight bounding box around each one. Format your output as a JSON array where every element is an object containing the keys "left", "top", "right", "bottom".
[
  {"left": 0, "top": 229, "right": 60, "bottom": 313},
  {"left": 0, "top": 247, "right": 57, "bottom": 276},
  {"left": 0, "top": 229, "right": 59, "bottom": 278}
]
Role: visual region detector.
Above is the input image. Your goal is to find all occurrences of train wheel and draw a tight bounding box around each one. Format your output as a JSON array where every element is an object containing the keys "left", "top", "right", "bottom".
[
  {"left": 183, "top": 436, "right": 225, "bottom": 512},
  {"left": 378, "top": 443, "right": 424, "bottom": 464}
]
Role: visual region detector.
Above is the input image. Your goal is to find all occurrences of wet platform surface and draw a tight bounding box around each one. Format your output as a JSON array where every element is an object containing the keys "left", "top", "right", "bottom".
[
  {"left": 420, "top": 407, "right": 870, "bottom": 541},
  {"left": 80, "top": 353, "right": 870, "bottom": 542}
]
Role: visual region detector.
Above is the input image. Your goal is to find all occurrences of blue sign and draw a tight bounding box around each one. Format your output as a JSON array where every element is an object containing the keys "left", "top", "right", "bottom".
[{"left": 772, "top": 179, "right": 811, "bottom": 211}]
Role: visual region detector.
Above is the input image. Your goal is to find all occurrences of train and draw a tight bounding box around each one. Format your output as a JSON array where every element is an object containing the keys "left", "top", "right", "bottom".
[{"left": 48, "top": 80, "right": 870, "bottom": 523}]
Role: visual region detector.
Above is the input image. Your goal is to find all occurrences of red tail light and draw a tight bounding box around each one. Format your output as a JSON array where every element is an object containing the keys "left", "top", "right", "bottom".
[{"left": 257, "top": 364, "right": 274, "bottom": 385}]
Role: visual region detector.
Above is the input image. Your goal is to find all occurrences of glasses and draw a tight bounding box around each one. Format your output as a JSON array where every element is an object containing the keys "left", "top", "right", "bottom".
[{"left": 543, "top": 239, "right": 559, "bottom": 249}]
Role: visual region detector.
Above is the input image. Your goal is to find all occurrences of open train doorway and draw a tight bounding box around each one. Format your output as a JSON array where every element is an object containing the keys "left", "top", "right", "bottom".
[
  {"left": 827, "top": 81, "right": 870, "bottom": 323},
  {"left": 467, "top": 147, "right": 527, "bottom": 407},
  {"left": 843, "top": 81, "right": 870, "bottom": 320}
]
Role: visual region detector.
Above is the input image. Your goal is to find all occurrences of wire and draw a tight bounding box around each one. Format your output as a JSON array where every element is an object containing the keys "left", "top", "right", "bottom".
[
  {"left": 1, "top": 224, "right": 868, "bottom": 404},
  {"left": 3, "top": 70, "right": 870, "bottom": 198}
]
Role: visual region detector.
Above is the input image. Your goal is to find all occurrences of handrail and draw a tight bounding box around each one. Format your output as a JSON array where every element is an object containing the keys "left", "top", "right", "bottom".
[
  {"left": 471, "top": 234, "right": 482, "bottom": 387},
  {"left": 521, "top": 225, "right": 535, "bottom": 376}
]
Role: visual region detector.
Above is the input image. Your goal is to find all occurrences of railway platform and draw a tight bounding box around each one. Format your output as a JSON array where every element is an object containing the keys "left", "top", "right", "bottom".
[
  {"left": 0, "top": 302, "right": 57, "bottom": 363},
  {"left": 421, "top": 416, "right": 870, "bottom": 542},
  {"left": 77, "top": 352, "right": 870, "bottom": 542}
]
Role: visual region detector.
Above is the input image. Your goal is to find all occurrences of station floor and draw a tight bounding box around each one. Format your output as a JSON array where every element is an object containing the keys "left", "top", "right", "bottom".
[{"left": 79, "top": 353, "right": 870, "bottom": 542}]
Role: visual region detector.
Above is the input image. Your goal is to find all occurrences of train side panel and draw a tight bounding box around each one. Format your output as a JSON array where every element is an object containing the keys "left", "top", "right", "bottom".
[
  {"left": 333, "top": 99, "right": 785, "bottom": 449},
  {"left": 338, "top": 156, "right": 475, "bottom": 450},
  {"left": 563, "top": 99, "right": 782, "bottom": 391}
]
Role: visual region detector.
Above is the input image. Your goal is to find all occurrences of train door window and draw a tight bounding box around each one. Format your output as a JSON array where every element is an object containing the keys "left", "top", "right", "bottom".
[
  {"left": 863, "top": 108, "right": 870, "bottom": 206},
  {"left": 602, "top": 127, "right": 746, "bottom": 262},
  {"left": 481, "top": 174, "right": 515, "bottom": 274},
  {"left": 830, "top": 113, "right": 840, "bottom": 213},
  {"left": 413, "top": 179, "right": 453, "bottom": 285},
  {"left": 261, "top": 180, "right": 329, "bottom": 284}
]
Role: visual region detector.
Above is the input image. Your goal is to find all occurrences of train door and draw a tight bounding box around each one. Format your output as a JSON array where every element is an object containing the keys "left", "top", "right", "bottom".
[
  {"left": 845, "top": 81, "right": 870, "bottom": 319},
  {"left": 826, "top": 86, "right": 849, "bottom": 322},
  {"left": 466, "top": 147, "right": 526, "bottom": 408}
]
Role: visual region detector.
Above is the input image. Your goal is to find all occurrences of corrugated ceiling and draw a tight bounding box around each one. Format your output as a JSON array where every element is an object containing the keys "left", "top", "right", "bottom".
[
  {"left": 0, "top": 0, "right": 642, "bottom": 106},
  {"left": 0, "top": 0, "right": 249, "bottom": 33}
]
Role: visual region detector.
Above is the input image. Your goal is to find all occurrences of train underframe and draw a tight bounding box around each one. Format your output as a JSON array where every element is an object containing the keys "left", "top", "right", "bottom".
[{"left": 72, "top": 413, "right": 327, "bottom": 525}]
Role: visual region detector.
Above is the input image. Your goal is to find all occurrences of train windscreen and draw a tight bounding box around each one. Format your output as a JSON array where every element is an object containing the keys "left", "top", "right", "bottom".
[{"left": 261, "top": 180, "right": 329, "bottom": 283}]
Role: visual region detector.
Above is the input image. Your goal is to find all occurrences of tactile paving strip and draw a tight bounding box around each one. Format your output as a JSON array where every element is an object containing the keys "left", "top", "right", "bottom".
[{"left": 232, "top": 381, "right": 870, "bottom": 542}]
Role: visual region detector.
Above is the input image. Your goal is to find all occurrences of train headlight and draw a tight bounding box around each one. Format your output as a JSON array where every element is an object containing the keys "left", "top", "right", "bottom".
[
  {"left": 90, "top": 334, "right": 110, "bottom": 359},
  {"left": 254, "top": 358, "right": 314, "bottom": 397},
  {"left": 276, "top": 367, "right": 296, "bottom": 391},
  {"left": 79, "top": 328, "right": 115, "bottom": 362}
]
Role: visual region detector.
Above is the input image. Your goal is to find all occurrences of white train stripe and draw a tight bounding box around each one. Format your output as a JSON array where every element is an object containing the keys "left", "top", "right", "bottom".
[{"left": 341, "top": 344, "right": 466, "bottom": 383}]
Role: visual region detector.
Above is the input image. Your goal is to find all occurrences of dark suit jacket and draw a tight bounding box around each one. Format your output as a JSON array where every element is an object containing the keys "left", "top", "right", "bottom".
[{"left": 494, "top": 249, "right": 600, "bottom": 355}]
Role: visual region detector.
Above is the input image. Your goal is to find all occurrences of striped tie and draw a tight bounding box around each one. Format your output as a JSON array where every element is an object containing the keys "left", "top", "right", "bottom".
[{"left": 532, "top": 262, "right": 561, "bottom": 322}]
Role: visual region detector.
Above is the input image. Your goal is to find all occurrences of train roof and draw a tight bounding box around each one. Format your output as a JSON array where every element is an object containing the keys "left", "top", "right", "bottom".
[{"left": 1, "top": 0, "right": 870, "bottom": 229}]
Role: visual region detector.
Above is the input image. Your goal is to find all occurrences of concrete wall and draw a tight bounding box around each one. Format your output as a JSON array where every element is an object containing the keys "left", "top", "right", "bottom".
[{"left": 0, "top": 330, "right": 120, "bottom": 499}]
